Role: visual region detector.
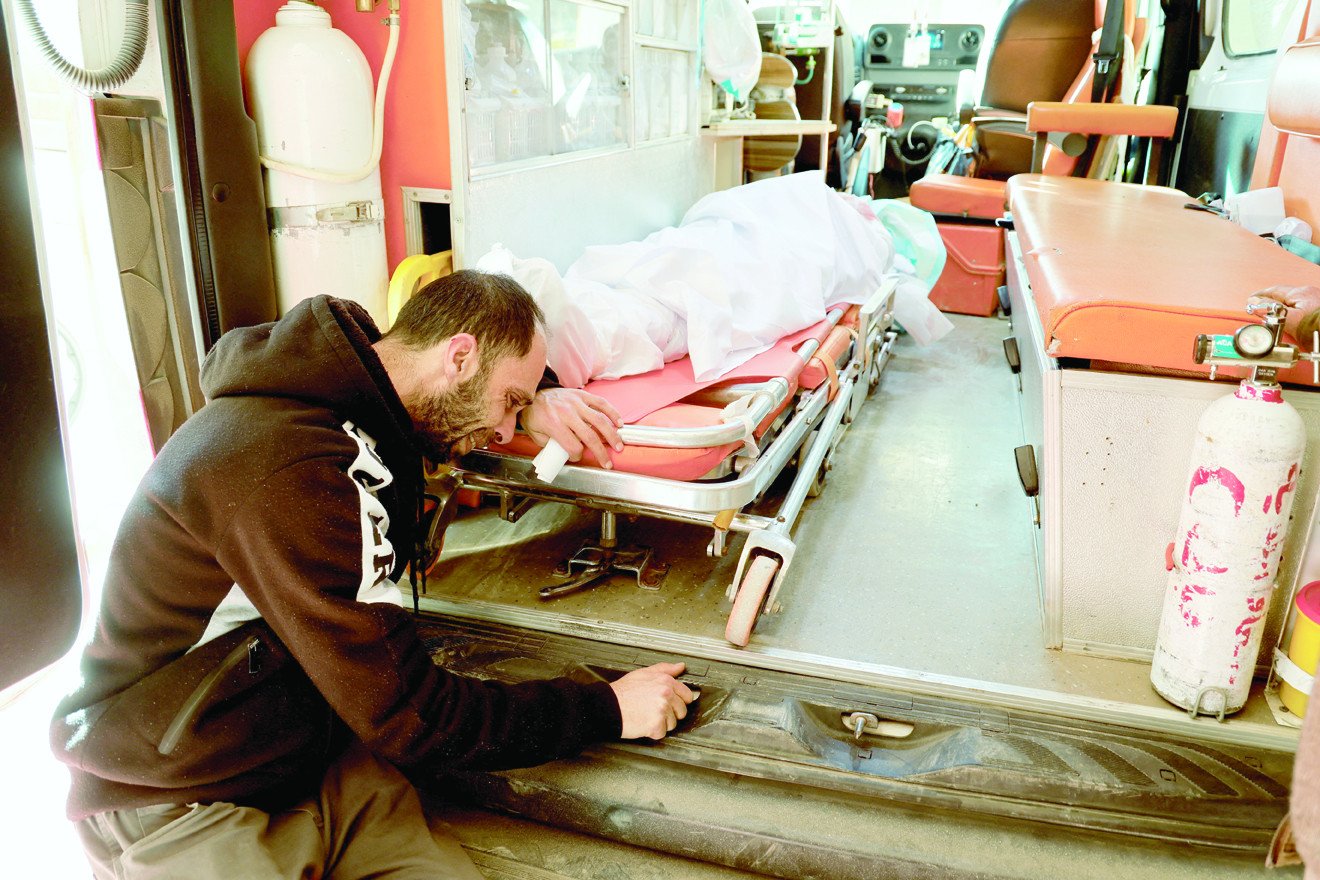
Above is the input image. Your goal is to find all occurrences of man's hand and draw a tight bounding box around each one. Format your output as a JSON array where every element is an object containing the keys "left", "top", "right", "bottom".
[
  {"left": 609, "top": 662, "right": 697, "bottom": 740},
  {"left": 521, "top": 387, "right": 624, "bottom": 468},
  {"left": 1248, "top": 285, "right": 1320, "bottom": 347}
]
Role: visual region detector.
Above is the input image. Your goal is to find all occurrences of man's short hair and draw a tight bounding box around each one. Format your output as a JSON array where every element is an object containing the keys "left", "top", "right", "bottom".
[{"left": 384, "top": 270, "right": 546, "bottom": 365}]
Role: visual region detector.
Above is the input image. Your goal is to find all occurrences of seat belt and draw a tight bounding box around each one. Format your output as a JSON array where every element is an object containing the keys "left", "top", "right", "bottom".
[{"left": 1091, "top": 0, "right": 1126, "bottom": 103}]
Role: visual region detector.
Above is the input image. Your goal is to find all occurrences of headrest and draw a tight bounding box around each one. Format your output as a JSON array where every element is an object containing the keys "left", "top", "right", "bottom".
[{"left": 1268, "top": 39, "right": 1320, "bottom": 137}]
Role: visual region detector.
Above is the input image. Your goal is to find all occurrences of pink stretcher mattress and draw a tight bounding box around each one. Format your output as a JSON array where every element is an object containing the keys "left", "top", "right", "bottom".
[{"left": 486, "top": 313, "right": 846, "bottom": 481}]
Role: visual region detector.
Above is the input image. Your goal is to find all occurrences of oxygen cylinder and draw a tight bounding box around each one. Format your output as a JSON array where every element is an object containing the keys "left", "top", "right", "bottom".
[
  {"left": 245, "top": 2, "right": 388, "bottom": 327},
  {"left": 1151, "top": 379, "right": 1306, "bottom": 716}
]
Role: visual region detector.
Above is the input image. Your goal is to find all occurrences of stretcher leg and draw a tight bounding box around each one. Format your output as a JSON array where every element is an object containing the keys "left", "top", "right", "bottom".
[
  {"left": 539, "top": 511, "right": 669, "bottom": 600},
  {"left": 725, "top": 362, "right": 860, "bottom": 644}
]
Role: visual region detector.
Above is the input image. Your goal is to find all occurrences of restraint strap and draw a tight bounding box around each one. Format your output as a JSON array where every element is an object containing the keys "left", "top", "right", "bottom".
[
  {"left": 1092, "top": 0, "right": 1127, "bottom": 104},
  {"left": 810, "top": 353, "right": 842, "bottom": 401}
]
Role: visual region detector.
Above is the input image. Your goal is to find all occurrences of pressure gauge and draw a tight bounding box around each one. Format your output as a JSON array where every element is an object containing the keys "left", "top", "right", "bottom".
[{"left": 1233, "top": 323, "right": 1276, "bottom": 358}]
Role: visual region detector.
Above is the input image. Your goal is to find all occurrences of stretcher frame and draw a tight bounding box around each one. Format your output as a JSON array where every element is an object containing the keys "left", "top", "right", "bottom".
[{"left": 428, "top": 281, "right": 898, "bottom": 645}]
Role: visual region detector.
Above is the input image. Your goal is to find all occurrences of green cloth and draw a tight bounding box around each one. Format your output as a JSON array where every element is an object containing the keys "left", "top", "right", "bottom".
[
  {"left": 1279, "top": 234, "right": 1320, "bottom": 267},
  {"left": 870, "top": 198, "right": 947, "bottom": 287}
]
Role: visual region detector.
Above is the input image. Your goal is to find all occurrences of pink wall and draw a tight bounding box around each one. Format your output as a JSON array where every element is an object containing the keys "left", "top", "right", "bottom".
[{"left": 234, "top": 0, "right": 451, "bottom": 272}]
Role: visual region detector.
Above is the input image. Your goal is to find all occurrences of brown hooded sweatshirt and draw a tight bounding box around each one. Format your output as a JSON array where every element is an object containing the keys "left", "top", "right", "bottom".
[{"left": 51, "top": 296, "right": 620, "bottom": 820}]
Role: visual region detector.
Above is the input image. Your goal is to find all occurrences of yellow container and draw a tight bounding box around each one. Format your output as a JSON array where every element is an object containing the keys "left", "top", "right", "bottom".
[{"left": 1281, "top": 581, "right": 1320, "bottom": 718}]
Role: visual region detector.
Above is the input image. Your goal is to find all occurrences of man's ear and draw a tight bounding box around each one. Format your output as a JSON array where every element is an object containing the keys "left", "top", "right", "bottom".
[{"left": 444, "top": 333, "right": 481, "bottom": 381}]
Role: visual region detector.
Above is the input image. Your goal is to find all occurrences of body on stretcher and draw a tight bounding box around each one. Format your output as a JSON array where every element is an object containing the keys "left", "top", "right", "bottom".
[{"left": 424, "top": 280, "right": 898, "bottom": 646}]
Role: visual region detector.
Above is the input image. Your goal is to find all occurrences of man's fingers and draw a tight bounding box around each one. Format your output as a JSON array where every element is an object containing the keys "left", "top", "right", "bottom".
[
  {"left": 554, "top": 399, "right": 619, "bottom": 466},
  {"left": 567, "top": 399, "right": 623, "bottom": 460},
  {"left": 582, "top": 392, "right": 624, "bottom": 427},
  {"left": 1251, "top": 286, "right": 1308, "bottom": 308},
  {"left": 558, "top": 432, "right": 585, "bottom": 461},
  {"left": 582, "top": 405, "right": 624, "bottom": 452},
  {"left": 668, "top": 690, "right": 689, "bottom": 720},
  {"left": 567, "top": 411, "right": 613, "bottom": 468},
  {"left": 611, "top": 661, "right": 697, "bottom": 740}
]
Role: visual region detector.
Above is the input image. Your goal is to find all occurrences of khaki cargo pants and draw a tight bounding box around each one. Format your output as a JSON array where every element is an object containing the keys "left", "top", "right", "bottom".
[{"left": 74, "top": 744, "right": 484, "bottom": 879}]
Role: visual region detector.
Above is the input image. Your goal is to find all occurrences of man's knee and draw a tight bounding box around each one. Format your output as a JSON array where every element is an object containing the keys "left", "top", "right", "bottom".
[{"left": 77, "top": 802, "right": 320, "bottom": 880}]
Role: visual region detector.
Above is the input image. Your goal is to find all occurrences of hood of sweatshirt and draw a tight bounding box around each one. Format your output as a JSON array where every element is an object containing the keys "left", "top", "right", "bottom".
[
  {"left": 201, "top": 295, "right": 416, "bottom": 456},
  {"left": 201, "top": 295, "right": 424, "bottom": 588}
]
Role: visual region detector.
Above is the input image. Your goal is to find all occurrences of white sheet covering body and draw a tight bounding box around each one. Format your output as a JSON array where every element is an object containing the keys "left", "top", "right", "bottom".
[{"left": 477, "top": 173, "right": 948, "bottom": 386}]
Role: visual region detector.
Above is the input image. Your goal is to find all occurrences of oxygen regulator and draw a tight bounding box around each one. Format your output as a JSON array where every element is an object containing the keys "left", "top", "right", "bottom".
[{"left": 1192, "top": 302, "right": 1320, "bottom": 384}]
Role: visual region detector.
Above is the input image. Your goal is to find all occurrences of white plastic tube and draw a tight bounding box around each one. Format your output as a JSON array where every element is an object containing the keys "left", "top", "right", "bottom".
[{"left": 532, "top": 441, "right": 571, "bottom": 483}]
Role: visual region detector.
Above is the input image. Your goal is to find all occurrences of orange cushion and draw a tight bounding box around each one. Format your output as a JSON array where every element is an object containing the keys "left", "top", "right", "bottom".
[
  {"left": 492, "top": 403, "right": 741, "bottom": 481},
  {"left": 910, "top": 175, "right": 1008, "bottom": 221},
  {"left": 1007, "top": 174, "right": 1320, "bottom": 385}
]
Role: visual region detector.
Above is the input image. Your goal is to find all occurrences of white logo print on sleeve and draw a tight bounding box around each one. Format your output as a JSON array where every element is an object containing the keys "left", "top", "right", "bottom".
[{"left": 344, "top": 420, "right": 404, "bottom": 606}]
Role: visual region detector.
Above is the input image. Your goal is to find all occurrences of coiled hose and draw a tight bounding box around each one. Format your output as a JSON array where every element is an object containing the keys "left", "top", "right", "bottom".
[{"left": 14, "top": 0, "right": 149, "bottom": 93}]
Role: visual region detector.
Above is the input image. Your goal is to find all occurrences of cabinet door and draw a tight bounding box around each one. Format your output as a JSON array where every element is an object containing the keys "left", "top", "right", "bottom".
[{"left": 1005, "top": 230, "right": 1058, "bottom": 644}]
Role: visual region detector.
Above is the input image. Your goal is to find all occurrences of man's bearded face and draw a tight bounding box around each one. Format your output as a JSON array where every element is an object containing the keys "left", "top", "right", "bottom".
[{"left": 406, "top": 366, "right": 497, "bottom": 463}]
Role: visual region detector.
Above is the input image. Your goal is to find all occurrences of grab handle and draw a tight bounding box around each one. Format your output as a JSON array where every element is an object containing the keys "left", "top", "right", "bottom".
[
  {"left": 1014, "top": 444, "right": 1040, "bottom": 527},
  {"left": 1002, "top": 337, "right": 1021, "bottom": 374}
]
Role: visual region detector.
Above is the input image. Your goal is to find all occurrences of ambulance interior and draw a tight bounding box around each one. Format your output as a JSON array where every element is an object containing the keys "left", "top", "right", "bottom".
[{"left": 6, "top": 0, "right": 1320, "bottom": 875}]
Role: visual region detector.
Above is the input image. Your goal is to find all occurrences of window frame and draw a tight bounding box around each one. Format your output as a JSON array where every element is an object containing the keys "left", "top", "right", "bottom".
[
  {"left": 1222, "top": 0, "right": 1303, "bottom": 59},
  {"left": 462, "top": 0, "right": 700, "bottom": 179}
]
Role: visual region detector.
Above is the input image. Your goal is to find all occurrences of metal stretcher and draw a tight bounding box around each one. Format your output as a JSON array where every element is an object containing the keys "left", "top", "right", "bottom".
[{"left": 418, "top": 269, "right": 897, "bottom": 645}]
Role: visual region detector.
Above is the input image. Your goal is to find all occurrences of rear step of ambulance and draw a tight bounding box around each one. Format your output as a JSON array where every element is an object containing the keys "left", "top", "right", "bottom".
[{"left": 417, "top": 617, "right": 1293, "bottom": 880}]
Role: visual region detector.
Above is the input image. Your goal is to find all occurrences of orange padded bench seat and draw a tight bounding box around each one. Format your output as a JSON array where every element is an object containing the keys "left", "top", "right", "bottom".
[
  {"left": 910, "top": 174, "right": 1007, "bottom": 221},
  {"left": 1007, "top": 174, "right": 1320, "bottom": 385}
]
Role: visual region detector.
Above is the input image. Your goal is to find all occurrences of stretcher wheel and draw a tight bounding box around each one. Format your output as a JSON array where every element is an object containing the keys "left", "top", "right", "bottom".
[
  {"left": 806, "top": 462, "right": 827, "bottom": 498},
  {"left": 866, "top": 356, "right": 883, "bottom": 397},
  {"left": 726, "top": 556, "right": 778, "bottom": 647}
]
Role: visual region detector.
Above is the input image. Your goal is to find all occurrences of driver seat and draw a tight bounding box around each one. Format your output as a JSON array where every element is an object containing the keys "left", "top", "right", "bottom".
[{"left": 908, "top": 0, "right": 1141, "bottom": 315}]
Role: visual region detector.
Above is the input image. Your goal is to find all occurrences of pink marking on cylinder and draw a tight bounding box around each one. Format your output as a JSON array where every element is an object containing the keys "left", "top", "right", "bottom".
[
  {"left": 1188, "top": 467, "right": 1246, "bottom": 516},
  {"left": 1236, "top": 383, "right": 1285, "bottom": 403},
  {"left": 1274, "top": 464, "right": 1299, "bottom": 515},
  {"left": 1255, "top": 529, "right": 1282, "bottom": 581},
  {"left": 1181, "top": 525, "right": 1228, "bottom": 574},
  {"left": 1263, "top": 496, "right": 1272, "bottom": 514},
  {"left": 1233, "top": 613, "right": 1263, "bottom": 658},
  {"left": 1179, "top": 583, "right": 1213, "bottom": 627}
]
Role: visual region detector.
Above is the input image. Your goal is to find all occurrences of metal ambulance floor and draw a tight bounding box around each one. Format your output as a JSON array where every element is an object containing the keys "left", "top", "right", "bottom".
[
  {"left": 422, "top": 314, "right": 1289, "bottom": 746},
  {"left": 428, "top": 804, "right": 763, "bottom": 880}
]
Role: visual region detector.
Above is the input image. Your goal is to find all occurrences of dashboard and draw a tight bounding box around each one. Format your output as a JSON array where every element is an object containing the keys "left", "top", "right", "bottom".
[{"left": 860, "top": 23, "right": 984, "bottom": 126}]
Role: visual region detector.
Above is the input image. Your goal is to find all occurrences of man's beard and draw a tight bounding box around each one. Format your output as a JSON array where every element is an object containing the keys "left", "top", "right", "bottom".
[{"left": 406, "top": 369, "right": 495, "bottom": 463}]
